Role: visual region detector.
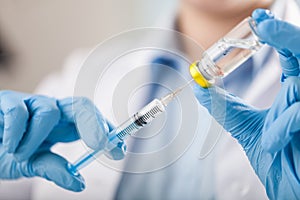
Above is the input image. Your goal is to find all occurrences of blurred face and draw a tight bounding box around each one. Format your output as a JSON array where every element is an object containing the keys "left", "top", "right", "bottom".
[{"left": 183, "top": 0, "right": 274, "bottom": 17}]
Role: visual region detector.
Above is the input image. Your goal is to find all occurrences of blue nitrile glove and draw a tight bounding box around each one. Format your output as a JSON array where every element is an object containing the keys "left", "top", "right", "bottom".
[
  {"left": 253, "top": 9, "right": 300, "bottom": 153},
  {"left": 194, "top": 77, "right": 300, "bottom": 199},
  {"left": 193, "top": 9, "right": 300, "bottom": 199},
  {"left": 0, "top": 90, "right": 125, "bottom": 192},
  {"left": 253, "top": 9, "right": 300, "bottom": 79}
]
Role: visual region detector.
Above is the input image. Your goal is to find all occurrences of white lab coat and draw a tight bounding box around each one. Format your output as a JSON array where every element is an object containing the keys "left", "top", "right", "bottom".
[{"left": 1, "top": 0, "right": 299, "bottom": 199}]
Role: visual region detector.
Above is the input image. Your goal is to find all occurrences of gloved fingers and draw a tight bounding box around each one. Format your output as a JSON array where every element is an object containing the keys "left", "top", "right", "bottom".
[
  {"left": 45, "top": 122, "right": 79, "bottom": 144},
  {"left": 262, "top": 102, "right": 300, "bottom": 153},
  {"left": 193, "top": 84, "right": 264, "bottom": 142},
  {"left": 0, "top": 144, "right": 24, "bottom": 179},
  {"left": 264, "top": 77, "right": 300, "bottom": 131},
  {"left": 0, "top": 91, "right": 29, "bottom": 153},
  {"left": 102, "top": 120, "right": 126, "bottom": 160},
  {"left": 58, "top": 97, "right": 109, "bottom": 150},
  {"left": 23, "top": 151, "right": 85, "bottom": 192},
  {"left": 278, "top": 53, "right": 299, "bottom": 78},
  {"left": 106, "top": 120, "right": 116, "bottom": 132},
  {"left": 252, "top": 9, "right": 274, "bottom": 24},
  {"left": 14, "top": 95, "right": 60, "bottom": 161},
  {"left": 255, "top": 18, "right": 300, "bottom": 76},
  {"left": 104, "top": 141, "right": 126, "bottom": 160},
  {"left": 255, "top": 12, "right": 300, "bottom": 53}
]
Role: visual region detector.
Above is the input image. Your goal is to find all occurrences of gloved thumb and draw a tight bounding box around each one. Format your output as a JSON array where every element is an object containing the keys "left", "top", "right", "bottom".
[
  {"left": 58, "top": 97, "right": 126, "bottom": 161},
  {"left": 103, "top": 121, "right": 126, "bottom": 160},
  {"left": 252, "top": 8, "right": 274, "bottom": 24},
  {"left": 104, "top": 142, "right": 126, "bottom": 160},
  {"left": 262, "top": 77, "right": 300, "bottom": 152},
  {"left": 58, "top": 97, "right": 109, "bottom": 150},
  {"left": 23, "top": 152, "right": 85, "bottom": 192},
  {"left": 262, "top": 103, "right": 300, "bottom": 153}
]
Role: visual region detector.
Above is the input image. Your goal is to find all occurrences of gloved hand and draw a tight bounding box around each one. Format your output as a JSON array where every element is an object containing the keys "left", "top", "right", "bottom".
[
  {"left": 0, "top": 90, "right": 125, "bottom": 192},
  {"left": 253, "top": 9, "right": 300, "bottom": 153},
  {"left": 193, "top": 9, "right": 300, "bottom": 200}
]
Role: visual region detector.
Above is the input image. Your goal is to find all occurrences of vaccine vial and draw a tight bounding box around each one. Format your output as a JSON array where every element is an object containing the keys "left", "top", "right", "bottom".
[{"left": 190, "top": 16, "right": 263, "bottom": 88}]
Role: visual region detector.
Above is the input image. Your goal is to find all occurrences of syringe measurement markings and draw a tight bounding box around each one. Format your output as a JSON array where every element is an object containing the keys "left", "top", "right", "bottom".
[
  {"left": 113, "top": 82, "right": 192, "bottom": 141},
  {"left": 116, "top": 123, "right": 140, "bottom": 139},
  {"left": 68, "top": 84, "right": 191, "bottom": 175},
  {"left": 141, "top": 105, "right": 162, "bottom": 122},
  {"left": 117, "top": 105, "right": 164, "bottom": 140}
]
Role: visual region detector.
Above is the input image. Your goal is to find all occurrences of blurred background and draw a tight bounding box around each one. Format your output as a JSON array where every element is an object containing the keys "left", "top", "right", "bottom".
[{"left": 0, "top": 0, "right": 177, "bottom": 92}]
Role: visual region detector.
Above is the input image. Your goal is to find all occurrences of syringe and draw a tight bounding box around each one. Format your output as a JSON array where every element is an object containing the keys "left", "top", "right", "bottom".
[{"left": 67, "top": 81, "right": 192, "bottom": 176}]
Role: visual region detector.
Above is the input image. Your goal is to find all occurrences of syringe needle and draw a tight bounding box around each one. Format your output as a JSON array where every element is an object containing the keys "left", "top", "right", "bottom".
[
  {"left": 68, "top": 79, "right": 194, "bottom": 175},
  {"left": 160, "top": 79, "right": 193, "bottom": 107},
  {"left": 174, "top": 79, "right": 194, "bottom": 95}
]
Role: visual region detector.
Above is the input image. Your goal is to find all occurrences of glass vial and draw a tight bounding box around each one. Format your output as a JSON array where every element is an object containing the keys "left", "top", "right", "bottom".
[{"left": 190, "top": 17, "right": 263, "bottom": 88}]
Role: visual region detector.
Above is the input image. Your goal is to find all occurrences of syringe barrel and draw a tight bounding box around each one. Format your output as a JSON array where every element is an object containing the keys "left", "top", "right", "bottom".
[
  {"left": 112, "top": 98, "right": 165, "bottom": 141},
  {"left": 67, "top": 98, "right": 166, "bottom": 175}
]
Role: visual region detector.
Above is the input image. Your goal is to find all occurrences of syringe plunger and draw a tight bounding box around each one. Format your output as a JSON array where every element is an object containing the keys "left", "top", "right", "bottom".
[{"left": 67, "top": 98, "right": 166, "bottom": 175}]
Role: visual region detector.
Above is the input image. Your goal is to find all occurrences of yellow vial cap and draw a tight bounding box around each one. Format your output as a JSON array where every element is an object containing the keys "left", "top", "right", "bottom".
[{"left": 189, "top": 62, "right": 211, "bottom": 88}]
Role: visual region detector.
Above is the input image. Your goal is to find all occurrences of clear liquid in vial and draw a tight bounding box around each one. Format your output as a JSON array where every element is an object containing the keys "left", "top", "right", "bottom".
[
  {"left": 191, "top": 17, "right": 263, "bottom": 87},
  {"left": 203, "top": 36, "right": 262, "bottom": 79}
]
